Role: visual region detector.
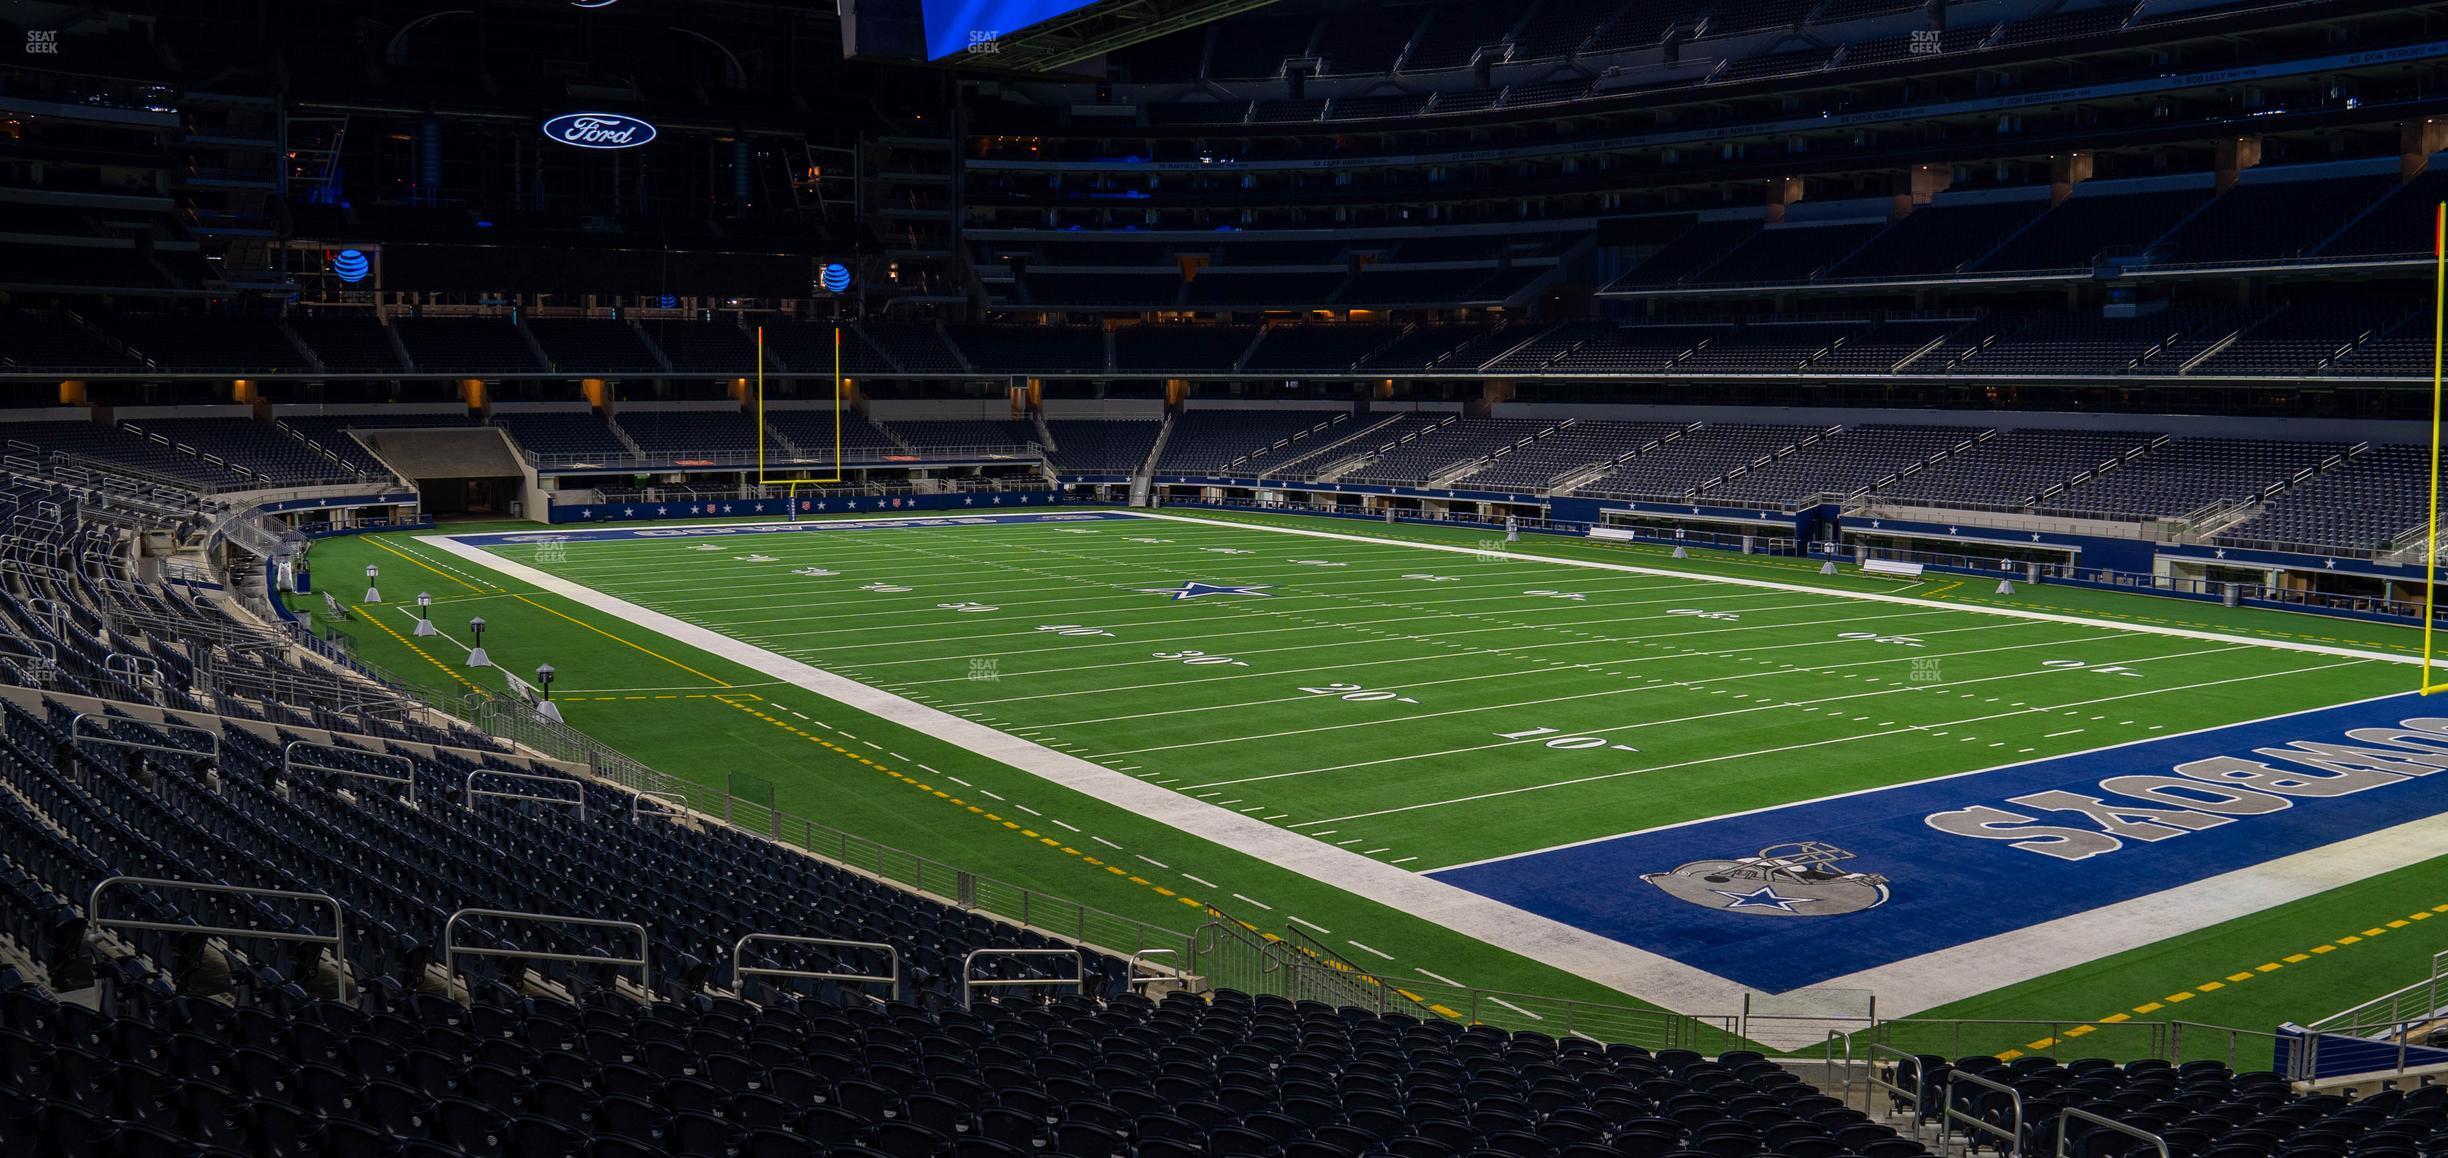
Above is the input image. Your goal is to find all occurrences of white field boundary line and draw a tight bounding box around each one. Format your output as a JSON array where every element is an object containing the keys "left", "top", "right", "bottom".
[
  {"left": 1808, "top": 809, "right": 2448, "bottom": 1015},
  {"left": 551, "top": 537, "right": 1578, "bottom": 599},
  {"left": 902, "top": 590, "right": 1834, "bottom": 692},
  {"left": 1165, "top": 638, "right": 2251, "bottom": 784},
  {"left": 952, "top": 598, "right": 1967, "bottom": 711},
  {"left": 430, "top": 522, "right": 2428, "bottom": 1019},
  {"left": 420, "top": 529, "right": 1761, "bottom": 1016},
  {"left": 1436, "top": 686, "right": 2415, "bottom": 872},
  {"left": 752, "top": 576, "right": 1761, "bottom": 662},
  {"left": 1294, "top": 654, "right": 2371, "bottom": 827},
  {"left": 1033, "top": 611, "right": 2045, "bottom": 732},
  {"left": 1126, "top": 512, "right": 2436, "bottom": 668}
]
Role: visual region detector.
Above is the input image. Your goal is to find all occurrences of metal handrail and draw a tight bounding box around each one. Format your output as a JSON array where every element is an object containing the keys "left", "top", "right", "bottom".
[
  {"left": 629, "top": 788, "right": 689, "bottom": 821},
  {"left": 464, "top": 768, "right": 585, "bottom": 818},
  {"left": 961, "top": 948, "right": 1084, "bottom": 1007},
  {"left": 1944, "top": 1068, "right": 2025, "bottom": 1155},
  {"left": 88, "top": 876, "right": 350, "bottom": 1000},
  {"left": 1126, "top": 947, "right": 1181, "bottom": 993},
  {"left": 2056, "top": 1106, "right": 2170, "bottom": 1157},
  {"left": 282, "top": 740, "right": 416, "bottom": 806},
  {"left": 731, "top": 934, "right": 899, "bottom": 995},
  {"left": 1867, "top": 1042, "right": 1935, "bottom": 1123},
  {"left": 69, "top": 712, "right": 220, "bottom": 762},
  {"left": 442, "top": 908, "right": 649, "bottom": 992}
]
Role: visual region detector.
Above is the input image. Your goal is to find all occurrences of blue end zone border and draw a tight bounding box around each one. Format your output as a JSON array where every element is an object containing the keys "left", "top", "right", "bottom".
[{"left": 1431, "top": 692, "right": 2448, "bottom": 992}]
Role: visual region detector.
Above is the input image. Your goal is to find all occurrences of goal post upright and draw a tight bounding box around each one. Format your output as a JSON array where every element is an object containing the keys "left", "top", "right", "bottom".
[
  {"left": 751, "top": 321, "right": 845, "bottom": 511},
  {"left": 2429, "top": 200, "right": 2445, "bottom": 693}
]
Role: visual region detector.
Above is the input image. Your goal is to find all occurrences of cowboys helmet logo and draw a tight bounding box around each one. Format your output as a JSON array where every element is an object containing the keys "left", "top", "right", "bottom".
[{"left": 1643, "top": 842, "right": 1890, "bottom": 918}]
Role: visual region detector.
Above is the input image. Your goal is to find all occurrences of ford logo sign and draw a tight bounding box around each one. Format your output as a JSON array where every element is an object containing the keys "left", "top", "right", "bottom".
[{"left": 541, "top": 112, "right": 657, "bottom": 150}]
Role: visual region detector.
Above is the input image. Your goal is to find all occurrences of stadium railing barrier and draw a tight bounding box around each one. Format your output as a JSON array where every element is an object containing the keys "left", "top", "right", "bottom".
[
  {"left": 1821, "top": 540, "right": 2442, "bottom": 622},
  {"left": 1170, "top": 496, "right": 1801, "bottom": 556},
  {"left": 2287, "top": 950, "right": 2448, "bottom": 1081},
  {"left": 1942, "top": 1067, "right": 2024, "bottom": 1155},
  {"left": 2056, "top": 1106, "right": 2173, "bottom": 1158}
]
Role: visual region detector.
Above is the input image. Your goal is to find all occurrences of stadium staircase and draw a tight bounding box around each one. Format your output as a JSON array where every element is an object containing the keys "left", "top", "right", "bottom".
[
  {"left": 1134, "top": 412, "right": 1176, "bottom": 491},
  {"left": 933, "top": 319, "right": 974, "bottom": 374},
  {"left": 514, "top": 318, "right": 554, "bottom": 371},
  {"left": 1312, "top": 415, "right": 1460, "bottom": 483},
  {"left": 1689, "top": 426, "right": 1846, "bottom": 500},
  {"left": 382, "top": 320, "right": 416, "bottom": 373},
  {"left": 596, "top": 415, "right": 650, "bottom": 460},
  {"left": 1427, "top": 418, "right": 1577, "bottom": 489},
  {"left": 1553, "top": 422, "right": 1699, "bottom": 495},
  {"left": 1219, "top": 413, "right": 1353, "bottom": 475},
  {"left": 274, "top": 321, "right": 325, "bottom": 374},
  {"left": 630, "top": 319, "right": 676, "bottom": 374},
  {"left": 1257, "top": 413, "right": 1417, "bottom": 479}
]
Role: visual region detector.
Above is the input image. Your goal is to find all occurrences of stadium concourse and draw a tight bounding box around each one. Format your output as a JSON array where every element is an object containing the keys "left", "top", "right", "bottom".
[{"left": 16, "top": 0, "right": 2448, "bottom": 1154}]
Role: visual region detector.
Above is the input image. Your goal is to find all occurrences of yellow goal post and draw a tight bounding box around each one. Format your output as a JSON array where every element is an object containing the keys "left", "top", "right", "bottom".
[{"left": 753, "top": 324, "right": 845, "bottom": 490}]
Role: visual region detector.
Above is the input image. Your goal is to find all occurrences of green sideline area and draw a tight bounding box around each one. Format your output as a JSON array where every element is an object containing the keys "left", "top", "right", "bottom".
[{"left": 285, "top": 507, "right": 2446, "bottom": 1057}]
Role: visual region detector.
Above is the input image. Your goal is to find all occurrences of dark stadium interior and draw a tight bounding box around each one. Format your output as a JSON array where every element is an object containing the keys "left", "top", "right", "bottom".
[{"left": 7, "top": 0, "right": 2448, "bottom": 1154}]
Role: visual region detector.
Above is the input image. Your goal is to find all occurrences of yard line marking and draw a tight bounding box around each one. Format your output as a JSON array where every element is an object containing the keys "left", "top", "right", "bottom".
[
  {"left": 1051, "top": 819, "right": 1080, "bottom": 832},
  {"left": 1429, "top": 663, "right": 2399, "bottom": 869},
  {"left": 1192, "top": 639, "right": 2249, "bottom": 789},
  {"left": 1121, "top": 512, "right": 2436, "bottom": 668},
  {"left": 1348, "top": 941, "right": 1395, "bottom": 961},
  {"left": 1033, "top": 605, "right": 2016, "bottom": 728},
  {"left": 1488, "top": 998, "right": 1545, "bottom": 1020},
  {"left": 1417, "top": 969, "right": 1465, "bottom": 987},
  {"left": 1287, "top": 916, "right": 1332, "bottom": 934},
  {"left": 1305, "top": 654, "right": 2372, "bottom": 832},
  {"left": 1103, "top": 620, "right": 2115, "bottom": 751},
  {"left": 915, "top": 591, "right": 1842, "bottom": 692},
  {"left": 1183, "top": 873, "right": 1219, "bottom": 888},
  {"left": 424, "top": 517, "right": 2417, "bottom": 1020},
  {"left": 1134, "top": 853, "right": 1167, "bottom": 866}
]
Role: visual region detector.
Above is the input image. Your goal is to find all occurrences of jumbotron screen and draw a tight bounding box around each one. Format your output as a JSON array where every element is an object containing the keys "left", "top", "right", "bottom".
[
  {"left": 842, "top": 0, "right": 1102, "bottom": 60},
  {"left": 920, "top": 0, "right": 1091, "bottom": 58}
]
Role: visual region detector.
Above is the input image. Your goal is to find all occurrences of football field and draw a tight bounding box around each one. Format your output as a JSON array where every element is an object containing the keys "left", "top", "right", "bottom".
[{"left": 380, "top": 507, "right": 2448, "bottom": 1026}]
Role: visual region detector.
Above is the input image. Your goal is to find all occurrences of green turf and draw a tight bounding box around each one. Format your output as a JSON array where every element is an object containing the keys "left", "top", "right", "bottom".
[
  {"left": 468, "top": 511, "right": 2410, "bottom": 868},
  {"left": 289, "top": 508, "right": 2447, "bottom": 1053}
]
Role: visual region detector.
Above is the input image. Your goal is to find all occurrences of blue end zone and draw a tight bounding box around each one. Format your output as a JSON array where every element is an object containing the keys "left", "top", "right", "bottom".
[
  {"left": 1430, "top": 693, "right": 2446, "bottom": 992},
  {"left": 447, "top": 510, "right": 1136, "bottom": 548}
]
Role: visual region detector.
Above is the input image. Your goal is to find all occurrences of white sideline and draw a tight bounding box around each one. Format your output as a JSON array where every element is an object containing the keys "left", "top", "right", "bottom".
[
  {"left": 425, "top": 515, "right": 2437, "bottom": 1020},
  {"left": 422, "top": 530, "right": 1759, "bottom": 1016}
]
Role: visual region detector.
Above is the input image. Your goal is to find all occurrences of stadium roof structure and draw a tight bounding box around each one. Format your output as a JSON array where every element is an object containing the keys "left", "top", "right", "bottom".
[{"left": 948, "top": 0, "right": 1279, "bottom": 72}]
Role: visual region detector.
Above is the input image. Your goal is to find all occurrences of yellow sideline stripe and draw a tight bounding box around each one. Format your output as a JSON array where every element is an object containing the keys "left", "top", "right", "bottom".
[
  {"left": 366, "top": 536, "right": 492, "bottom": 594},
  {"left": 357, "top": 603, "right": 493, "bottom": 696},
  {"left": 1994, "top": 901, "right": 2448, "bottom": 1059},
  {"left": 507, "top": 593, "right": 732, "bottom": 687},
  {"left": 717, "top": 697, "right": 1209, "bottom": 913}
]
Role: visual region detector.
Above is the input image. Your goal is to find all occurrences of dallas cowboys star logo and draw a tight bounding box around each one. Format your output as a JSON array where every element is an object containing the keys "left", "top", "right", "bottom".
[
  {"left": 1137, "top": 581, "right": 1274, "bottom": 601},
  {"left": 1713, "top": 886, "right": 1816, "bottom": 913}
]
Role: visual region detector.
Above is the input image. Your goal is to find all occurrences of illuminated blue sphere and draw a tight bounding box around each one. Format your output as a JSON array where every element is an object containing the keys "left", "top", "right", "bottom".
[
  {"left": 820, "top": 262, "right": 851, "bottom": 293},
  {"left": 333, "top": 249, "right": 369, "bottom": 283}
]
